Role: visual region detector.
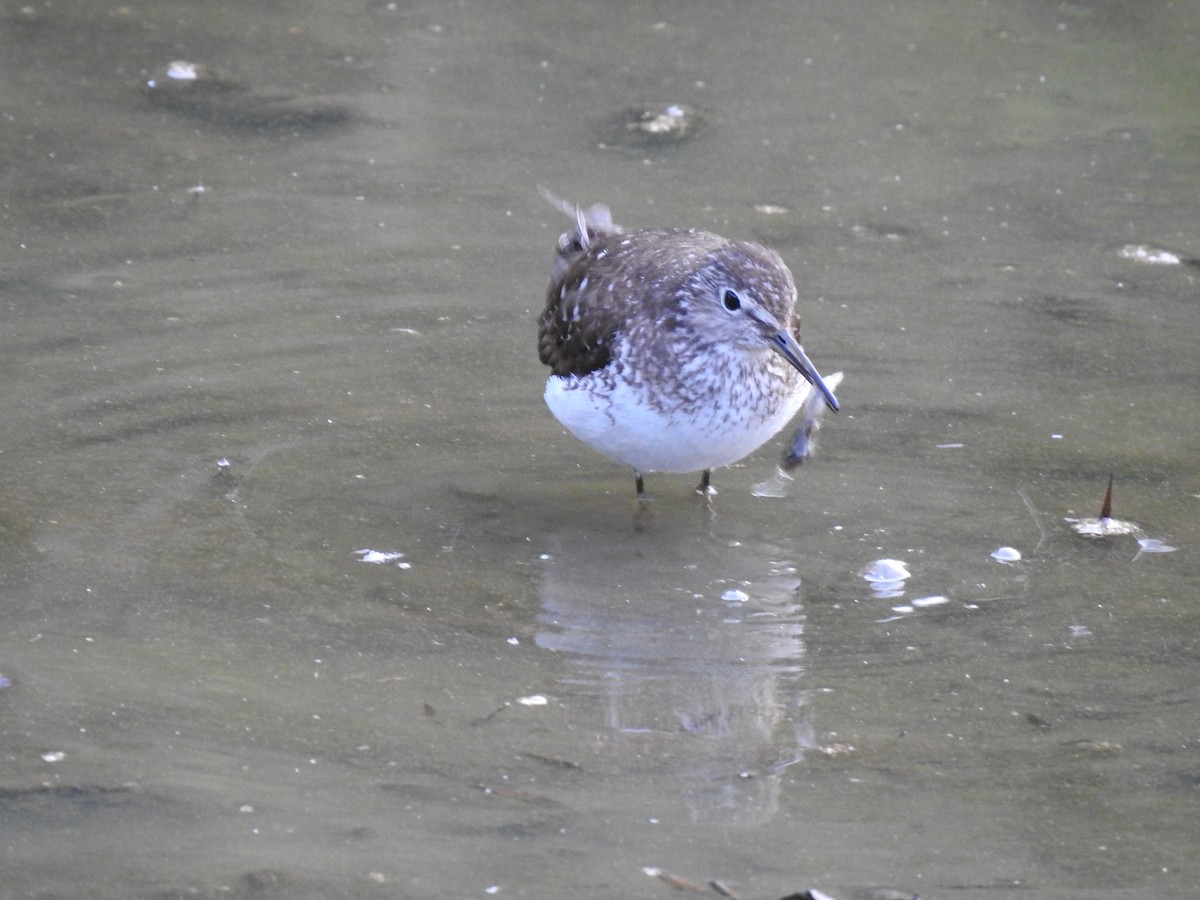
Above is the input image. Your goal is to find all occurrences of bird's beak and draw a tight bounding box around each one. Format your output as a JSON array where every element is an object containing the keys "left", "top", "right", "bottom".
[{"left": 771, "top": 331, "right": 840, "bottom": 412}]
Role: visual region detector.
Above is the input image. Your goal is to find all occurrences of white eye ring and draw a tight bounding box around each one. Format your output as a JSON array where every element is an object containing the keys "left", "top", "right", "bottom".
[{"left": 722, "top": 288, "right": 742, "bottom": 312}]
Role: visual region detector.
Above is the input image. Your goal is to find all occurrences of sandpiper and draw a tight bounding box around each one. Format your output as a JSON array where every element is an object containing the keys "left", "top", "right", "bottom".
[{"left": 537, "top": 191, "right": 841, "bottom": 498}]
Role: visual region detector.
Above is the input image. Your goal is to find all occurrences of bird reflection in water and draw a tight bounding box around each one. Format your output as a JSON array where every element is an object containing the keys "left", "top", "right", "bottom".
[{"left": 535, "top": 525, "right": 817, "bottom": 826}]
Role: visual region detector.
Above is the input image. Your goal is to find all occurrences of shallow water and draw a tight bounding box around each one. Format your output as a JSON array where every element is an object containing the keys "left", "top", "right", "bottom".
[{"left": 2, "top": 2, "right": 1198, "bottom": 898}]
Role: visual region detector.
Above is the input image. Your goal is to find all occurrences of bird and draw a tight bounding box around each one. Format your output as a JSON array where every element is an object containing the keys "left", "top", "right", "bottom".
[{"left": 536, "top": 190, "right": 841, "bottom": 498}]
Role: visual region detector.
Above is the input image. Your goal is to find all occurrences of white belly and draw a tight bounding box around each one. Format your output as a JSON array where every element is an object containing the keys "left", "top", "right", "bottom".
[{"left": 544, "top": 372, "right": 814, "bottom": 474}]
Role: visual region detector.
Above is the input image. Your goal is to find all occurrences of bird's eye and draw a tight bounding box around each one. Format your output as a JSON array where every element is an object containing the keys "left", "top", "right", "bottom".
[{"left": 722, "top": 289, "right": 741, "bottom": 311}]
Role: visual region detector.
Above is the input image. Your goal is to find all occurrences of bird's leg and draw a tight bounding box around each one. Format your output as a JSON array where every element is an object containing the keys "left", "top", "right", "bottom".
[
  {"left": 633, "top": 471, "right": 655, "bottom": 530},
  {"left": 692, "top": 468, "right": 717, "bottom": 528}
]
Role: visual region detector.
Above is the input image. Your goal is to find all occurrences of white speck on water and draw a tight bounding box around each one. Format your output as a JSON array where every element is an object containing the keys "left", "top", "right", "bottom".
[
  {"left": 911, "top": 595, "right": 950, "bottom": 608},
  {"left": 936, "top": 442, "right": 964, "bottom": 449},
  {"left": 862, "top": 558, "right": 916, "bottom": 599},
  {"left": 517, "top": 694, "right": 548, "bottom": 706},
  {"left": 721, "top": 588, "right": 750, "bottom": 602},
  {"left": 506, "top": 636, "right": 519, "bottom": 645},
  {"left": 166, "top": 60, "right": 200, "bottom": 80},
  {"left": 991, "top": 546, "right": 1022, "bottom": 563},
  {"left": 41, "top": 751, "right": 65, "bottom": 763},
  {"left": 860, "top": 558, "right": 911, "bottom": 583},
  {"left": 1118, "top": 244, "right": 1181, "bottom": 265},
  {"left": 1136, "top": 537, "right": 1177, "bottom": 553},
  {"left": 1069, "top": 624, "right": 1093, "bottom": 638},
  {"left": 1134, "top": 537, "right": 1177, "bottom": 559},
  {"left": 355, "top": 549, "right": 408, "bottom": 567}
]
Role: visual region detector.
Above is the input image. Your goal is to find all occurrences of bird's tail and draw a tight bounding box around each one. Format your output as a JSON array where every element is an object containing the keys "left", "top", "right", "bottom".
[{"left": 538, "top": 187, "right": 621, "bottom": 278}]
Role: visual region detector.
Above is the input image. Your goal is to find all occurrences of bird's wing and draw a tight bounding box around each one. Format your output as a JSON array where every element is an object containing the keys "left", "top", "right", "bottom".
[
  {"left": 538, "top": 234, "right": 628, "bottom": 377},
  {"left": 538, "top": 192, "right": 626, "bottom": 377}
]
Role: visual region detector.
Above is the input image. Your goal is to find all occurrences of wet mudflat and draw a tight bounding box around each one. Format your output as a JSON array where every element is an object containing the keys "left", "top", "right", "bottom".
[{"left": 1, "top": 2, "right": 1198, "bottom": 898}]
